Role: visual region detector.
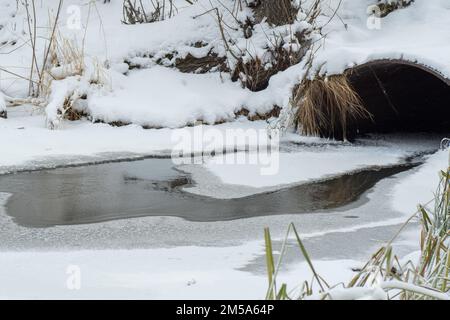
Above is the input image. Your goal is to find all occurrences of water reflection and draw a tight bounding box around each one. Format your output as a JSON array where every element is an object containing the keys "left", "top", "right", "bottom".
[{"left": 0, "top": 159, "right": 415, "bottom": 227}]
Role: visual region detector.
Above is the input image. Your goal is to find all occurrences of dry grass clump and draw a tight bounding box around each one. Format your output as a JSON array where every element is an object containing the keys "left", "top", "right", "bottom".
[{"left": 293, "top": 74, "right": 372, "bottom": 140}]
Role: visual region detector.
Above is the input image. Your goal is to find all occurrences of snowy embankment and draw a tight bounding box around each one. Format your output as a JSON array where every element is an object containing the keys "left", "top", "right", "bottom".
[
  {"left": 87, "top": 66, "right": 249, "bottom": 128},
  {"left": 1, "top": 1, "right": 449, "bottom": 129},
  {"left": 181, "top": 134, "right": 445, "bottom": 198},
  {"left": 59, "top": 0, "right": 450, "bottom": 127},
  {"left": 314, "top": 0, "right": 450, "bottom": 77},
  {"left": 196, "top": 149, "right": 405, "bottom": 188},
  {"left": 0, "top": 105, "right": 272, "bottom": 171},
  {"left": 0, "top": 0, "right": 295, "bottom": 127}
]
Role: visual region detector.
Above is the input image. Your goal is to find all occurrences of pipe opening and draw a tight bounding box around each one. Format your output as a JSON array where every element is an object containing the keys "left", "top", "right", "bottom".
[{"left": 347, "top": 61, "right": 450, "bottom": 138}]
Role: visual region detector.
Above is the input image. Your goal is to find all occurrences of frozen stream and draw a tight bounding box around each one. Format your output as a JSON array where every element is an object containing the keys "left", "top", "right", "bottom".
[
  {"left": 1, "top": 159, "right": 415, "bottom": 228},
  {"left": 0, "top": 135, "right": 446, "bottom": 299}
]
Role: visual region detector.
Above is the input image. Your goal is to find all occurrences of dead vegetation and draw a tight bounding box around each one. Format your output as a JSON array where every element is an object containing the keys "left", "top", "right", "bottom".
[
  {"left": 235, "top": 105, "right": 281, "bottom": 121},
  {"left": 232, "top": 30, "right": 311, "bottom": 91},
  {"left": 175, "top": 52, "right": 228, "bottom": 73},
  {"left": 122, "top": 1, "right": 318, "bottom": 98},
  {"left": 231, "top": 1, "right": 323, "bottom": 93},
  {"left": 2, "top": 0, "right": 356, "bottom": 133},
  {"left": 371, "top": 0, "right": 414, "bottom": 18},
  {"left": 92, "top": 105, "right": 280, "bottom": 129},
  {"left": 293, "top": 74, "right": 372, "bottom": 140},
  {"left": 122, "top": 0, "right": 195, "bottom": 24}
]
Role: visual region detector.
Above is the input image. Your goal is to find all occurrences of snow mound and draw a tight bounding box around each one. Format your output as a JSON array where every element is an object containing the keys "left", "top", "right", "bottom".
[
  {"left": 315, "top": 0, "right": 450, "bottom": 79},
  {"left": 86, "top": 67, "right": 251, "bottom": 128}
]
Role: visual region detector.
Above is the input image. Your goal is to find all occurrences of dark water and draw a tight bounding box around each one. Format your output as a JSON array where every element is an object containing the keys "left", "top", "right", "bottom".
[{"left": 0, "top": 159, "right": 415, "bottom": 227}]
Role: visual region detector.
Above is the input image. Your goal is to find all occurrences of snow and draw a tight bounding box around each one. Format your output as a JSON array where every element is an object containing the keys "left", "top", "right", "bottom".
[
  {"left": 392, "top": 150, "right": 449, "bottom": 216},
  {"left": 0, "top": 149, "right": 447, "bottom": 298},
  {"left": 181, "top": 135, "right": 443, "bottom": 198},
  {"left": 0, "top": 0, "right": 298, "bottom": 128},
  {"left": 0, "top": 105, "right": 272, "bottom": 171},
  {"left": 0, "top": 244, "right": 358, "bottom": 299},
  {"left": 199, "top": 148, "right": 404, "bottom": 188},
  {"left": 0, "top": 91, "right": 6, "bottom": 113},
  {"left": 314, "top": 0, "right": 450, "bottom": 79},
  {"left": 0, "top": 0, "right": 449, "bottom": 300},
  {"left": 2, "top": 0, "right": 449, "bottom": 127},
  {"left": 86, "top": 66, "right": 251, "bottom": 128}
]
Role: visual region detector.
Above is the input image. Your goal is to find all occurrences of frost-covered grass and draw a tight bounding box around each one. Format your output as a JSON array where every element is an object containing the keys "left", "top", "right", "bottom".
[{"left": 265, "top": 150, "right": 450, "bottom": 300}]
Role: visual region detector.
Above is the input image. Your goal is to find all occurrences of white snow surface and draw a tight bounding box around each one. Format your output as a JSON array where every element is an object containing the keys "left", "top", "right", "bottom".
[
  {"left": 0, "top": 0, "right": 449, "bottom": 300},
  {"left": 200, "top": 148, "right": 403, "bottom": 188},
  {"left": 315, "top": 0, "right": 450, "bottom": 78},
  {"left": 0, "top": 105, "right": 270, "bottom": 170},
  {"left": 0, "top": 244, "right": 357, "bottom": 299},
  {"left": 181, "top": 134, "right": 446, "bottom": 198},
  {"left": 87, "top": 67, "right": 251, "bottom": 127},
  {"left": 392, "top": 150, "right": 449, "bottom": 215}
]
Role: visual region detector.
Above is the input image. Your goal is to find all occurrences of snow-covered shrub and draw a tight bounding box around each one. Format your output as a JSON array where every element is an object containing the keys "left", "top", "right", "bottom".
[
  {"left": 231, "top": 28, "right": 312, "bottom": 91},
  {"left": 217, "top": 0, "right": 322, "bottom": 91},
  {"left": 44, "top": 56, "right": 109, "bottom": 129},
  {"left": 42, "top": 22, "right": 110, "bottom": 128}
]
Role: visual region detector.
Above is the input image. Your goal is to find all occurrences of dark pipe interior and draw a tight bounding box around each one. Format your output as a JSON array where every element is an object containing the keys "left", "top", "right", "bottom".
[{"left": 347, "top": 61, "right": 450, "bottom": 138}]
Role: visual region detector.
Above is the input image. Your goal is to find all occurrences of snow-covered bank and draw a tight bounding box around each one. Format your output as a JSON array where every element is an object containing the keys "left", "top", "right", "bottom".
[
  {"left": 392, "top": 150, "right": 449, "bottom": 215},
  {"left": 0, "top": 105, "right": 271, "bottom": 171},
  {"left": 0, "top": 0, "right": 301, "bottom": 126},
  {"left": 315, "top": 1, "right": 450, "bottom": 78},
  {"left": 2, "top": 105, "right": 443, "bottom": 178},
  {"left": 86, "top": 67, "right": 250, "bottom": 128},
  {"left": 2, "top": 0, "right": 450, "bottom": 129}
]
